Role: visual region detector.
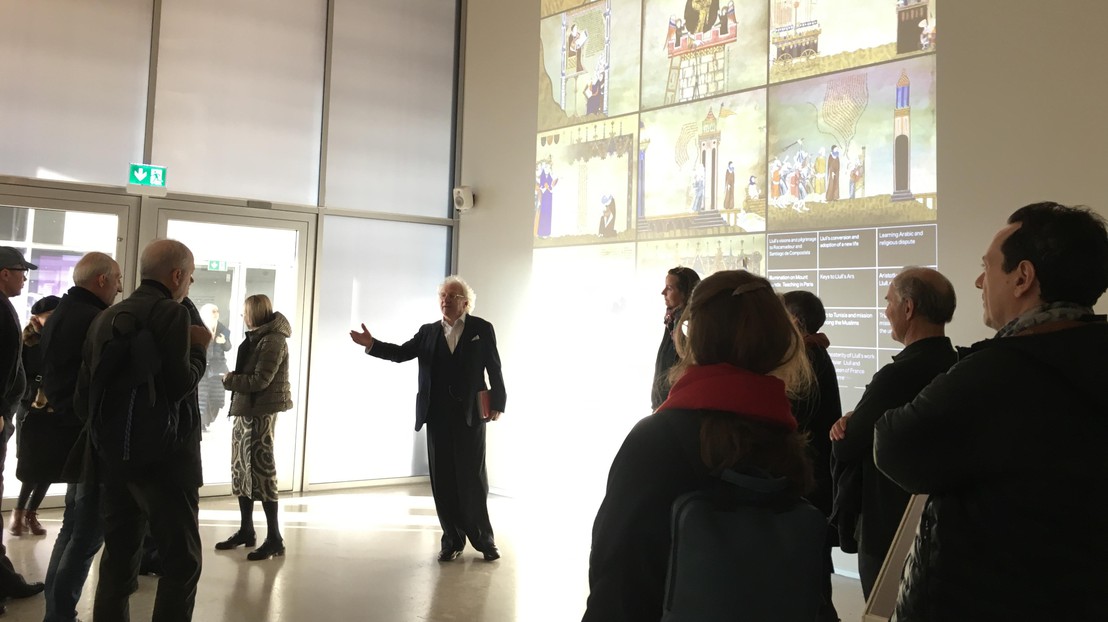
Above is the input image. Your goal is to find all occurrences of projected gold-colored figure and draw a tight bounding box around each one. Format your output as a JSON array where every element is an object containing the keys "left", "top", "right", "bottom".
[{"left": 691, "top": 0, "right": 714, "bottom": 33}]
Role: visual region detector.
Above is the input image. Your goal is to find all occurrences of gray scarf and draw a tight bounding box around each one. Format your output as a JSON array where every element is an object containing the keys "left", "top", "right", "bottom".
[{"left": 994, "top": 301, "right": 1094, "bottom": 338}]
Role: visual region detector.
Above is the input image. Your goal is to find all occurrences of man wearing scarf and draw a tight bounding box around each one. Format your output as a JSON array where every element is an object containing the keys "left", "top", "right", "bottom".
[{"left": 875, "top": 202, "right": 1108, "bottom": 621}]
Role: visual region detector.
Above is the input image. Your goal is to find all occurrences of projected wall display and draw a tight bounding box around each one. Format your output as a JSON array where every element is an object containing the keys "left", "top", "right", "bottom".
[
  {"left": 534, "top": 0, "right": 937, "bottom": 404},
  {"left": 766, "top": 54, "right": 936, "bottom": 231},
  {"left": 538, "top": 0, "right": 643, "bottom": 132},
  {"left": 766, "top": 222, "right": 936, "bottom": 406},
  {"left": 639, "top": 0, "right": 768, "bottom": 109}
]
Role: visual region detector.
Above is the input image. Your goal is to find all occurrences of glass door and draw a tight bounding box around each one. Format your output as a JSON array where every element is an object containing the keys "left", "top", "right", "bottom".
[
  {"left": 143, "top": 199, "right": 314, "bottom": 496},
  {"left": 0, "top": 186, "right": 135, "bottom": 506}
]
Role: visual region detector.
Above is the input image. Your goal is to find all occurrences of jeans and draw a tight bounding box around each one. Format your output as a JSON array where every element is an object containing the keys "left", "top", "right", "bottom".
[{"left": 44, "top": 483, "right": 105, "bottom": 622}]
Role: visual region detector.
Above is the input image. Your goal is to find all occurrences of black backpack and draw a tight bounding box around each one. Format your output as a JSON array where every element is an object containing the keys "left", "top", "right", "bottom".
[
  {"left": 662, "top": 469, "right": 827, "bottom": 622},
  {"left": 88, "top": 300, "right": 180, "bottom": 471}
]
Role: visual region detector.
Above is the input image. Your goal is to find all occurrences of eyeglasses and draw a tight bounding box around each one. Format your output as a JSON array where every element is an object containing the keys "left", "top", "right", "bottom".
[{"left": 439, "top": 293, "right": 466, "bottom": 302}]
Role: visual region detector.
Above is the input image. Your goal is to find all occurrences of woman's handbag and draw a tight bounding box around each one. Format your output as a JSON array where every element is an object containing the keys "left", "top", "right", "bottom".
[{"left": 15, "top": 389, "right": 84, "bottom": 483}]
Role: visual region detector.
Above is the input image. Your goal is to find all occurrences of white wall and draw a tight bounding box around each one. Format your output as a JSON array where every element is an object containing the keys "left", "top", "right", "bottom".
[
  {"left": 456, "top": 0, "right": 539, "bottom": 498},
  {"left": 937, "top": 0, "right": 1108, "bottom": 347},
  {"left": 457, "top": 0, "right": 1108, "bottom": 587}
]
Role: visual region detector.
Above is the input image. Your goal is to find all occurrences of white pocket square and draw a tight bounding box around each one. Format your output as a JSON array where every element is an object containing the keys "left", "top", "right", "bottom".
[{"left": 471, "top": 335, "right": 481, "bottom": 341}]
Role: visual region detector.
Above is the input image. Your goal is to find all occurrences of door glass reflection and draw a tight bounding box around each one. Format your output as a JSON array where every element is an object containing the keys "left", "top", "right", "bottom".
[
  {"left": 0, "top": 204, "right": 120, "bottom": 500},
  {"left": 166, "top": 219, "right": 301, "bottom": 491}
]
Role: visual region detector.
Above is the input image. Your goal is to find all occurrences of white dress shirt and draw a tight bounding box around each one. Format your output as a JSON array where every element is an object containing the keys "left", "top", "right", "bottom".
[{"left": 442, "top": 314, "right": 466, "bottom": 353}]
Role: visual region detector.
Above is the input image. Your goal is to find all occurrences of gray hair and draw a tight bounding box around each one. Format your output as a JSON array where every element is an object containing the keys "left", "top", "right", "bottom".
[
  {"left": 139, "top": 239, "right": 193, "bottom": 281},
  {"left": 73, "top": 252, "right": 118, "bottom": 288},
  {"left": 440, "top": 275, "right": 476, "bottom": 313},
  {"left": 892, "top": 267, "right": 956, "bottom": 325}
]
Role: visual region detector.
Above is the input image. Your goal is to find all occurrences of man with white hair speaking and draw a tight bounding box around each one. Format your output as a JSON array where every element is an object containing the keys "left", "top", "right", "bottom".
[{"left": 351, "top": 276, "right": 507, "bottom": 562}]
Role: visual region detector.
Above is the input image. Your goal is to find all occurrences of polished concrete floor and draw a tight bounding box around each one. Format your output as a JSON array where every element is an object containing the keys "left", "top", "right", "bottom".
[{"left": 2, "top": 483, "right": 866, "bottom": 621}]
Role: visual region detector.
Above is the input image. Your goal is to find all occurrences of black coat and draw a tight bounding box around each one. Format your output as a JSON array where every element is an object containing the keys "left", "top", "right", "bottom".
[
  {"left": 18, "top": 326, "right": 44, "bottom": 410},
  {"left": 35, "top": 286, "right": 110, "bottom": 484},
  {"left": 367, "top": 314, "right": 506, "bottom": 431},
  {"left": 875, "top": 321, "right": 1108, "bottom": 621},
  {"left": 651, "top": 312, "right": 681, "bottom": 410},
  {"left": 41, "top": 286, "right": 109, "bottom": 418},
  {"left": 831, "top": 336, "right": 956, "bottom": 558},
  {"left": 791, "top": 340, "right": 841, "bottom": 519},
  {"left": 76, "top": 281, "right": 207, "bottom": 486},
  {"left": 0, "top": 297, "right": 25, "bottom": 420},
  {"left": 583, "top": 409, "right": 712, "bottom": 622},
  {"left": 583, "top": 404, "right": 819, "bottom": 622}
]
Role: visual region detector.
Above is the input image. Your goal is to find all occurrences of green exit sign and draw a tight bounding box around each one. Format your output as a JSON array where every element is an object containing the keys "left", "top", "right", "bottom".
[
  {"left": 129, "top": 163, "right": 167, "bottom": 187},
  {"left": 207, "top": 260, "right": 227, "bottom": 271}
]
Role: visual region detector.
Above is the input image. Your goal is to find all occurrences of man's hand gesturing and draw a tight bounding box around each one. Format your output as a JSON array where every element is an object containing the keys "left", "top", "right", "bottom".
[{"left": 349, "top": 323, "right": 375, "bottom": 350}]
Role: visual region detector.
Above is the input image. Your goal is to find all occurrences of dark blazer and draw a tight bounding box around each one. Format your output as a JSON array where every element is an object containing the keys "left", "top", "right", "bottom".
[{"left": 368, "top": 314, "right": 506, "bottom": 431}]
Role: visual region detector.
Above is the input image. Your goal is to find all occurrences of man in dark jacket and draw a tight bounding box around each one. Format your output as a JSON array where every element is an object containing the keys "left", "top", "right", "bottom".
[
  {"left": 783, "top": 290, "right": 842, "bottom": 622},
  {"left": 0, "top": 246, "right": 46, "bottom": 611},
  {"left": 829, "top": 267, "right": 957, "bottom": 600},
  {"left": 875, "top": 202, "right": 1108, "bottom": 620},
  {"left": 39, "top": 251, "right": 121, "bottom": 622},
  {"left": 651, "top": 266, "right": 700, "bottom": 410},
  {"left": 350, "top": 276, "right": 507, "bottom": 562},
  {"left": 76, "top": 239, "right": 210, "bottom": 621}
]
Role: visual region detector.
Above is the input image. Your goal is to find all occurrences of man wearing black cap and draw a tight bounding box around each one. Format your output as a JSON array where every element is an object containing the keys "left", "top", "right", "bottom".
[{"left": 0, "top": 246, "right": 47, "bottom": 612}]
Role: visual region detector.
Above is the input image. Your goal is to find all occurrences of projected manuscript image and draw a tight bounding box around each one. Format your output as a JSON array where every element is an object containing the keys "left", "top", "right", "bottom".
[
  {"left": 535, "top": 115, "right": 639, "bottom": 246},
  {"left": 532, "top": 0, "right": 938, "bottom": 408},
  {"left": 768, "top": 0, "right": 937, "bottom": 83},
  {"left": 539, "top": 0, "right": 643, "bottom": 132},
  {"left": 767, "top": 54, "right": 936, "bottom": 231},
  {"left": 639, "top": 0, "right": 768, "bottom": 110},
  {"left": 638, "top": 89, "right": 767, "bottom": 237}
]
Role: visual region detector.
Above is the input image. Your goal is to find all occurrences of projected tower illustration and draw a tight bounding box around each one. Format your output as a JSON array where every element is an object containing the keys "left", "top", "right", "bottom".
[
  {"left": 892, "top": 70, "right": 914, "bottom": 202},
  {"left": 664, "top": 1, "right": 739, "bottom": 104}
]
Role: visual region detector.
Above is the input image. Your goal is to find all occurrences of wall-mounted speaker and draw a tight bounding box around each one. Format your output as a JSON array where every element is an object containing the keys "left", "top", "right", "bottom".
[{"left": 453, "top": 186, "right": 475, "bottom": 212}]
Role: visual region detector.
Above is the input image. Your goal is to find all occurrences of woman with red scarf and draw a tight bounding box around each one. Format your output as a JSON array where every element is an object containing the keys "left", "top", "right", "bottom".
[{"left": 584, "top": 270, "right": 817, "bottom": 621}]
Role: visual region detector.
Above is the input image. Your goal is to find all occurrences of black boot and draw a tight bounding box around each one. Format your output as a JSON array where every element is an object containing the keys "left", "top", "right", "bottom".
[
  {"left": 246, "top": 537, "right": 285, "bottom": 561},
  {"left": 214, "top": 530, "right": 256, "bottom": 551}
]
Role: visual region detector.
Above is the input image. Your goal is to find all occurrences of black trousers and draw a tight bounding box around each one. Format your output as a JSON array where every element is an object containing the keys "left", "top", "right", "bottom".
[
  {"left": 0, "top": 421, "right": 34, "bottom": 598},
  {"left": 426, "top": 400, "right": 494, "bottom": 553},
  {"left": 858, "top": 550, "right": 884, "bottom": 602},
  {"left": 94, "top": 477, "right": 202, "bottom": 622}
]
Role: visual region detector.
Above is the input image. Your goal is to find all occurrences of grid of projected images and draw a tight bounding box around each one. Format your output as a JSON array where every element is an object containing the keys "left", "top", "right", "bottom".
[{"left": 535, "top": 0, "right": 937, "bottom": 406}]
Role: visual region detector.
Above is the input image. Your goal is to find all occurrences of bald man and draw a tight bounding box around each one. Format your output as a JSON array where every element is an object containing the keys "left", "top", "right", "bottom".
[
  {"left": 38, "top": 251, "right": 122, "bottom": 622},
  {"left": 77, "top": 239, "right": 211, "bottom": 621},
  {"left": 830, "top": 267, "right": 958, "bottom": 599}
]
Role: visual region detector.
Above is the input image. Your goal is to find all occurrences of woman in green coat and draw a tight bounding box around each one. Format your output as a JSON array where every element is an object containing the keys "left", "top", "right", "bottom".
[{"left": 214, "top": 294, "right": 293, "bottom": 561}]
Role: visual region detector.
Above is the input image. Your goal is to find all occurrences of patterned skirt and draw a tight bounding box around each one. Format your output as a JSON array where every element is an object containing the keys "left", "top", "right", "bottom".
[{"left": 230, "top": 414, "right": 279, "bottom": 502}]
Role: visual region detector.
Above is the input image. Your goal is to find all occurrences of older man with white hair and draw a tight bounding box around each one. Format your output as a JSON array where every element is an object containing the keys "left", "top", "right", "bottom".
[{"left": 351, "top": 275, "right": 508, "bottom": 562}]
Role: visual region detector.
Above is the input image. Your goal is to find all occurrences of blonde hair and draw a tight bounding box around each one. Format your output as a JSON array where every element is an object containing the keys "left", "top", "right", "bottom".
[
  {"left": 670, "top": 270, "right": 812, "bottom": 398},
  {"left": 243, "top": 294, "right": 273, "bottom": 329}
]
